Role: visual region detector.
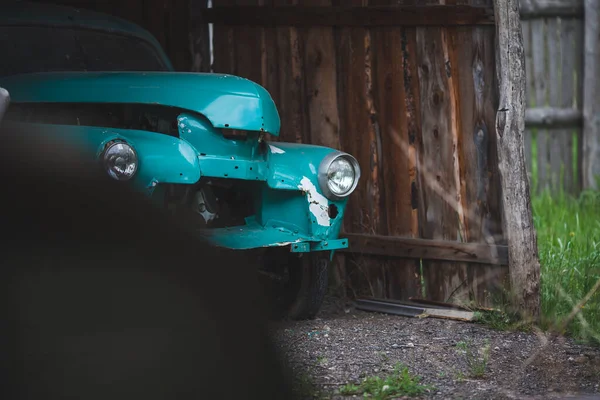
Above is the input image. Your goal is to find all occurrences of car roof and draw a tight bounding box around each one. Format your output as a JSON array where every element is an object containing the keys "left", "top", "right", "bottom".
[{"left": 1, "top": 1, "right": 174, "bottom": 71}]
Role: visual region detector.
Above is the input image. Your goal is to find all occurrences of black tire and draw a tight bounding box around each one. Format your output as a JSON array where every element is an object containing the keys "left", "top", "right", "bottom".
[
  {"left": 260, "top": 250, "right": 329, "bottom": 321},
  {"left": 282, "top": 253, "right": 330, "bottom": 320}
]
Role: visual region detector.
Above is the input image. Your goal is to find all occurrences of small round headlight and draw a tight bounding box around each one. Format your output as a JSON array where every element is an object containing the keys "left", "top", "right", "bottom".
[
  {"left": 327, "top": 157, "right": 355, "bottom": 196},
  {"left": 102, "top": 141, "right": 138, "bottom": 181},
  {"left": 318, "top": 152, "right": 360, "bottom": 200}
]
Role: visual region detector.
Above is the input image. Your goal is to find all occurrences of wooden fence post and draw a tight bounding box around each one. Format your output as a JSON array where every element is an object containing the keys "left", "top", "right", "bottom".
[
  {"left": 494, "top": 0, "right": 541, "bottom": 320},
  {"left": 583, "top": 0, "right": 600, "bottom": 190}
]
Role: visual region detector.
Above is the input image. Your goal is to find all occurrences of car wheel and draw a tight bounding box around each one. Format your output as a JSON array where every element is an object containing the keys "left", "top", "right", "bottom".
[
  {"left": 285, "top": 253, "right": 329, "bottom": 320},
  {"left": 261, "top": 250, "right": 329, "bottom": 321}
]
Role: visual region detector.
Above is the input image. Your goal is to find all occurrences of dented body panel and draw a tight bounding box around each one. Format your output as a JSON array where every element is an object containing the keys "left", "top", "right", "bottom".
[{"left": 1, "top": 72, "right": 281, "bottom": 135}]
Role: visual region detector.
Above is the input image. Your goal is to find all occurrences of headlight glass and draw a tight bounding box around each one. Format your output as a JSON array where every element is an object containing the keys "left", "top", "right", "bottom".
[
  {"left": 327, "top": 157, "right": 355, "bottom": 196},
  {"left": 103, "top": 142, "right": 138, "bottom": 181}
]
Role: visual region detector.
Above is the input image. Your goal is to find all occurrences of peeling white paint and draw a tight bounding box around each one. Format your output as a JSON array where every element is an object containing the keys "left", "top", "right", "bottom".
[
  {"left": 269, "top": 144, "right": 285, "bottom": 154},
  {"left": 298, "top": 177, "right": 330, "bottom": 227}
]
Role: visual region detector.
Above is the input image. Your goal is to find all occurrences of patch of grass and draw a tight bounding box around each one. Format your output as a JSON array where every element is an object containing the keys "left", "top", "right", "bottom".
[
  {"left": 316, "top": 355, "right": 328, "bottom": 366},
  {"left": 455, "top": 339, "right": 490, "bottom": 378},
  {"left": 532, "top": 189, "right": 600, "bottom": 344},
  {"left": 338, "top": 363, "right": 433, "bottom": 399},
  {"left": 474, "top": 308, "right": 531, "bottom": 333}
]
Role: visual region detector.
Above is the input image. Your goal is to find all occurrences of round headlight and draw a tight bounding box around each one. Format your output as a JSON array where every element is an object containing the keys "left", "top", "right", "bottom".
[
  {"left": 102, "top": 141, "right": 138, "bottom": 181},
  {"left": 327, "top": 157, "right": 355, "bottom": 196},
  {"left": 318, "top": 152, "right": 360, "bottom": 200}
]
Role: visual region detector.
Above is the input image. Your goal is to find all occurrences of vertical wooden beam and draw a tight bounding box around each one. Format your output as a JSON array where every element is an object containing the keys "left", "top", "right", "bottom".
[
  {"left": 559, "top": 18, "right": 577, "bottom": 194},
  {"left": 582, "top": 0, "right": 600, "bottom": 189},
  {"left": 190, "top": 0, "right": 212, "bottom": 72},
  {"left": 522, "top": 19, "right": 533, "bottom": 182},
  {"left": 370, "top": 0, "right": 422, "bottom": 300},
  {"left": 531, "top": 18, "right": 547, "bottom": 193},
  {"left": 493, "top": 0, "right": 541, "bottom": 320}
]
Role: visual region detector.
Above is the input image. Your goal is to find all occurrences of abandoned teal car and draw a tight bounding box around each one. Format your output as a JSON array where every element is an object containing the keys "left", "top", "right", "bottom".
[{"left": 0, "top": 1, "right": 360, "bottom": 319}]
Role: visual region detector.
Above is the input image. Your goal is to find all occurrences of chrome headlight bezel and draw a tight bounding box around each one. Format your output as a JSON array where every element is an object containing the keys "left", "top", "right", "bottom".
[
  {"left": 317, "top": 151, "right": 361, "bottom": 201},
  {"left": 101, "top": 140, "right": 138, "bottom": 181}
]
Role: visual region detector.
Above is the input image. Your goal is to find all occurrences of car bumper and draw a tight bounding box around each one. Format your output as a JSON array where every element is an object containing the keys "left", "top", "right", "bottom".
[{"left": 199, "top": 217, "right": 348, "bottom": 254}]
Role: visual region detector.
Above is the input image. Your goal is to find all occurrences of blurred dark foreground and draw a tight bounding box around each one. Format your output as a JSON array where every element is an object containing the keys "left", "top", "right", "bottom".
[{"left": 0, "top": 123, "right": 296, "bottom": 399}]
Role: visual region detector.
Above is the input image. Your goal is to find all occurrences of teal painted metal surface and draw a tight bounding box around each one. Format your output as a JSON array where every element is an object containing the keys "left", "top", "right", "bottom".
[
  {"left": 0, "top": 72, "right": 281, "bottom": 135},
  {"left": 1, "top": 1, "right": 174, "bottom": 71},
  {"left": 6, "top": 116, "right": 350, "bottom": 252},
  {"left": 289, "top": 239, "right": 348, "bottom": 253},
  {"left": 200, "top": 217, "right": 348, "bottom": 253},
  {"left": 7, "top": 122, "right": 201, "bottom": 194}
]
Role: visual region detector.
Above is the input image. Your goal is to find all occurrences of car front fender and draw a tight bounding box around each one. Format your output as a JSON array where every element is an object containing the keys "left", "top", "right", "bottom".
[{"left": 4, "top": 122, "right": 201, "bottom": 192}]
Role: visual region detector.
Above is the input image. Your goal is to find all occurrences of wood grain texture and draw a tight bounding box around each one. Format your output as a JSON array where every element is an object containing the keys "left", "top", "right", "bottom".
[
  {"left": 522, "top": 19, "right": 533, "bottom": 180},
  {"left": 369, "top": 0, "right": 422, "bottom": 300},
  {"left": 341, "top": 234, "right": 508, "bottom": 265},
  {"left": 190, "top": 0, "right": 211, "bottom": 73},
  {"left": 559, "top": 18, "right": 576, "bottom": 193},
  {"left": 447, "top": 25, "right": 507, "bottom": 305},
  {"left": 301, "top": 0, "right": 341, "bottom": 149},
  {"left": 494, "top": 0, "right": 541, "bottom": 319},
  {"left": 233, "top": 0, "right": 263, "bottom": 84},
  {"left": 525, "top": 107, "right": 582, "bottom": 128},
  {"left": 273, "top": 0, "right": 308, "bottom": 143},
  {"left": 211, "top": 0, "right": 237, "bottom": 75},
  {"left": 415, "top": 21, "right": 468, "bottom": 303},
  {"left": 531, "top": 17, "right": 548, "bottom": 193},
  {"left": 333, "top": 0, "right": 389, "bottom": 299},
  {"left": 574, "top": 18, "right": 584, "bottom": 191},
  {"left": 520, "top": 0, "right": 583, "bottom": 19},
  {"left": 202, "top": 5, "right": 495, "bottom": 26},
  {"left": 582, "top": 0, "right": 600, "bottom": 189}
]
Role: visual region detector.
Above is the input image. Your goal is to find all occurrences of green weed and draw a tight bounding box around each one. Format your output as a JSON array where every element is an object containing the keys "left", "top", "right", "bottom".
[
  {"left": 533, "top": 189, "right": 600, "bottom": 344},
  {"left": 455, "top": 339, "right": 490, "bottom": 378},
  {"left": 338, "top": 363, "right": 433, "bottom": 399}
]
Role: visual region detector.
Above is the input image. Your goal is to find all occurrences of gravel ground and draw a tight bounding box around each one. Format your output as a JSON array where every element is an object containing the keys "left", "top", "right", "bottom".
[{"left": 271, "top": 296, "right": 600, "bottom": 399}]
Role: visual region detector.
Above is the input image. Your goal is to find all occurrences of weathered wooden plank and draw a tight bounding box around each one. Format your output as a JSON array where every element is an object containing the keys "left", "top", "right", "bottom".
[
  {"left": 574, "top": 18, "right": 584, "bottom": 191},
  {"left": 233, "top": 0, "right": 263, "bottom": 84},
  {"left": 211, "top": 0, "right": 237, "bottom": 74},
  {"left": 547, "top": 18, "right": 562, "bottom": 192},
  {"left": 494, "top": 0, "right": 542, "bottom": 319},
  {"left": 559, "top": 18, "right": 576, "bottom": 192},
  {"left": 531, "top": 17, "right": 548, "bottom": 192},
  {"left": 301, "top": 0, "right": 341, "bottom": 149},
  {"left": 143, "top": 0, "right": 168, "bottom": 52},
  {"left": 259, "top": 0, "right": 280, "bottom": 121},
  {"left": 333, "top": 0, "right": 388, "bottom": 299},
  {"left": 582, "top": 0, "right": 600, "bottom": 189},
  {"left": 190, "top": 0, "right": 212, "bottom": 72},
  {"left": 369, "top": 0, "right": 422, "bottom": 300},
  {"left": 520, "top": 0, "right": 584, "bottom": 19},
  {"left": 415, "top": 20, "right": 468, "bottom": 303},
  {"left": 273, "top": 0, "right": 307, "bottom": 143},
  {"left": 340, "top": 234, "right": 509, "bottom": 265},
  {"left": 447, "top": 24, "right": 506, "bottom": 306},
  {"left": 522, "top": 19, "right": 533, "bottom": 179},
  {"left": 524, "top": 107, "right": 583, "bottom": 128},
  {"left": 202, "top": 5, "right": 495, "bottom": 26}
]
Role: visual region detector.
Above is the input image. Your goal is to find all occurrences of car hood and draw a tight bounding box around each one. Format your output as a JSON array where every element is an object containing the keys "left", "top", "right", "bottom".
[{"left": 0, "top": 71, "right": 281, "bottom": 135}]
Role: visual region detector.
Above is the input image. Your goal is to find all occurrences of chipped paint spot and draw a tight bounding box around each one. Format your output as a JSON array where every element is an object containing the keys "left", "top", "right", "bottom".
[
  {"left": 309, "top": 163, "right": 317, "bottom": 175},
  {"left": 269, "top": 144, "right": 285, "bottom": 154},
  {"left": 298, "top": 177, "right": 330, "bottom": 227},
  {"left": 263, "top": 239, "right": 304, "bottom": 248}
]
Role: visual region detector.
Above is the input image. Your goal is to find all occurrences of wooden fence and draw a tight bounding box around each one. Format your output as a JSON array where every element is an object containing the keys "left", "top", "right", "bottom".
[
  {"left": 201, "top": 0, "right": 509, "bottom": 307},
  {"left": 520, "top": 0, "right": 599, "bottom": 194}
]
